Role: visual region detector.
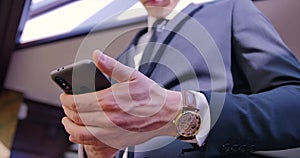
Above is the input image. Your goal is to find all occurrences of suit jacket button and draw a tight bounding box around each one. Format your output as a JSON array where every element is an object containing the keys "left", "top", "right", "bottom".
[
  {"left": 231, "top": 144, "right": 239, "bottom": 152},
  {"left": 221, "top": 144, "right": 231, "bottom": 153},
  {"left": 247, "top": 145, "right": 256, "bottom": 152},
  {"left": 238, "top": 145, "right": 247, "bottom": 152}
]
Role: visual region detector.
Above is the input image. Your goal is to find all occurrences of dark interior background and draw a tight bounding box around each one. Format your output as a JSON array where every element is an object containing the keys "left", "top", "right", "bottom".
[{"left": 0, "top": 0, "right": 299, "bottom": 158}]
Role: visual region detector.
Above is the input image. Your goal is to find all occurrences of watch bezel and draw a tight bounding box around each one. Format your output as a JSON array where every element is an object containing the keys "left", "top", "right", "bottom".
[{"left": 174, "top": 107, "right": 201, "bottom": 138}]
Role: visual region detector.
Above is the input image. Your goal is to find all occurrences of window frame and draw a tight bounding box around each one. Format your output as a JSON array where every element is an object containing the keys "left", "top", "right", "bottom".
[
  {"left": 16, "top": 0, "right": 145, "bottom": 49},
  {"left": 29, "top": 0, "right": 75, "bottom": 19}
]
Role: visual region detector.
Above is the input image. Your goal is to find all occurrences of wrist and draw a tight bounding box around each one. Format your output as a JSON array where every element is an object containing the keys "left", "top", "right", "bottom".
[{"left": 159, "top": 90, "right": 182, "bottom": 137}]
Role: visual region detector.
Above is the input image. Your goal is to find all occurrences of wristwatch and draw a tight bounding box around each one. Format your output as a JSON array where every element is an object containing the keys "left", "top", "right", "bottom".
[{"left": 173, "top": 91, "right": 201, "bottom": 140}]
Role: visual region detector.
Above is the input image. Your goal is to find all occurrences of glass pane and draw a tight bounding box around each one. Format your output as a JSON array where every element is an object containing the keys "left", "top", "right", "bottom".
[
  {"left": 20, "top": 1, "right": 115, "bottom": 43},
  {"left": 19, "top": 0, "right": 213, "bottom": 45}
]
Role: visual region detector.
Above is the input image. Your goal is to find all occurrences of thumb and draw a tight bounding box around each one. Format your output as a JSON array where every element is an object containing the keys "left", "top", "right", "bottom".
[{"left": 92, "top": 50, "right": 136, "bottom": 82}]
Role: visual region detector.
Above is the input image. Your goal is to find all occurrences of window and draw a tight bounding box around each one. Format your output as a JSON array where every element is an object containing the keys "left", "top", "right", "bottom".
[
  {"left": 19, "top": 0, "right": 144, "bottom": 46},
  {"left": 18, "top": 0, "right": 213, "bottom": 47},
  {"left": 29, "top": 0, "right": 75, "bottom": 18}
]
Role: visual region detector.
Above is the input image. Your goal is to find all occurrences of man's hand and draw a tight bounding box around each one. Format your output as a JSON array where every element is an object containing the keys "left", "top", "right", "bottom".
[{"left": 61, "top": 50, "right": 181, "bottom": 152}]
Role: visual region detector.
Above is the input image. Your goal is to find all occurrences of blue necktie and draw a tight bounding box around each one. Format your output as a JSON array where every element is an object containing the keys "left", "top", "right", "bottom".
[{"left": 139, "top": 19, "right": 168, "bottom": 76}]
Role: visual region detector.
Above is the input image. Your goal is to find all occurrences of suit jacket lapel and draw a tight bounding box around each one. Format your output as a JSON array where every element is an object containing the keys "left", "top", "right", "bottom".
[
  {"left": 117, "top": 28, "right": 148, "bottom": 67},
  {"left": 141, "top": 3, "right": 203, "bottom": 77},
  {"left": 164, "top": 3, "right": 200, "bottom": 40},
  {"left": 118, "top": 3, "right": 203, "bottom": 77},
  {"left": 152, "top": 3, "right": 200, "bottom": 46}
]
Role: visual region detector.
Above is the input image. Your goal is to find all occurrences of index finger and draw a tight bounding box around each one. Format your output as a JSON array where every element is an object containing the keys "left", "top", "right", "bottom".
[
  {"left": 60, "top": 88, "right": 110, "bottom": 113},
  {"left": 60, "top": 93, "right": 76, "bottom": 111}
]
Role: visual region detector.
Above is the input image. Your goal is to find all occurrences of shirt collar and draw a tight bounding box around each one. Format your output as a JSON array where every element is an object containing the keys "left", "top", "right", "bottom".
[
  {"left": 147, "top": 0, "right": 215, "bottom": 30},
  {"left": 147, "top": 0, "right": 188, "bottom": 31}
]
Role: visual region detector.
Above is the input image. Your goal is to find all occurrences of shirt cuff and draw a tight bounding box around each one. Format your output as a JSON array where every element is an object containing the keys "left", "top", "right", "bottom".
[
  {"left": 78, "top": 144, "right": 86, "bottom": 158},
  {"left": 189, "top": 90, "right": 211, "bottom": 146}
]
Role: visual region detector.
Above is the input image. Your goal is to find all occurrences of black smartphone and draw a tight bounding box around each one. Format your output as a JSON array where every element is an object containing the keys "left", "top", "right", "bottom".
[{"left": 50, "top": 59, "right": 111, "bottom": 94}]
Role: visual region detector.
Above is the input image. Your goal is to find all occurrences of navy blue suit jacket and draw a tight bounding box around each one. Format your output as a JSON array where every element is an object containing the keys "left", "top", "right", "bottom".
[{"left": 116, "top": 0, "right": 300, "bottom": 157}]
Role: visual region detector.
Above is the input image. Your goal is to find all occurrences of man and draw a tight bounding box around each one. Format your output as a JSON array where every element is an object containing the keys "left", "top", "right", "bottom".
[{"left": 60, "top": 0, "right": 300, "bottom": 157}]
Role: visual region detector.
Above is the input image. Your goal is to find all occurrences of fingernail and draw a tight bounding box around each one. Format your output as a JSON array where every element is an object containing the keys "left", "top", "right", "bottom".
[
  {"left": 61, "top": 117, "right": 65, "bottom": 125},
  {"left": 93, "top": 50, "right": 102, "bottom": 62},
  {"left": 100, "top": 53, "right": 106, "bottom": 62},
  {"left": 94, "top": 49, "right": 106, "bottom": 62}
]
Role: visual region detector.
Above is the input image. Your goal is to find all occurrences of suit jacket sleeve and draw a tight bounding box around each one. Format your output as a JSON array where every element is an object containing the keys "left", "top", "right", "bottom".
[{"left": 202, "top": 0, "right": 300, "bottom": 157}]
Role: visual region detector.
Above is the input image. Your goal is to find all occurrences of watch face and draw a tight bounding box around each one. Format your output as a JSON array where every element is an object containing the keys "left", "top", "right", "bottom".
[{"left": 177, "top": 111, "right": 201, "bottom": 137}]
